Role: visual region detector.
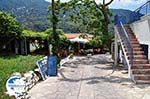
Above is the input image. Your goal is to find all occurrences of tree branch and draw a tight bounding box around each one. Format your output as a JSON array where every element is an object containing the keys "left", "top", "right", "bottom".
[
  {"left": 93, "top": 0, "right": 102, "bottom": 11},
  {"left": 105, "top": 0, "right": 114, "bottom": 6}
]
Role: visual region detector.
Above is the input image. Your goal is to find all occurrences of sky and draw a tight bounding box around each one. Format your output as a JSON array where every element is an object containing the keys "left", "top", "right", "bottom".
[{"left": 45, "top": 0, "right": 148, "bottom": 11}]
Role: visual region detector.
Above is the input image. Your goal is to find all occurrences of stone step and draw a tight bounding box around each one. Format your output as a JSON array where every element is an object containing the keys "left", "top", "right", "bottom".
[
  {"left": 134, "top": 75, "right": 150, "bottom": 80},
  {"left": 131, "top": 64, "right": 150, "bottom": 69},
  {"left": 132, "top": 69, "right": 150, "bottom": 74}
]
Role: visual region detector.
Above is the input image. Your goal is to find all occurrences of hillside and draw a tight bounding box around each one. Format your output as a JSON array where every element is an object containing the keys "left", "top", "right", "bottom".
[
  {"left": 0, "top": 0, "right": 140, "bottom": 32},
  {"left": 0, "top": 0, "right": 50, "bottom": 31}
]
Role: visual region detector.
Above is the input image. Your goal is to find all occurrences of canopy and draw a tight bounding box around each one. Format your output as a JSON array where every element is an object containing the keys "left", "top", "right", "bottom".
[{"left": 70, "top": 37, "right": 89, "bottom": 43}]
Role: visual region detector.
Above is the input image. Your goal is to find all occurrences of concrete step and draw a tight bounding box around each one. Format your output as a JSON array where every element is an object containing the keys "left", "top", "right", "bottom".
[
  {"left": 126, "top": 51, "right": 145, "bottom": 55},
  {"left": 130, "top": 38, "right": 138, "bottom": 41},
  {"left": 131, "top": 42, "right": 139, "bottom": 44},
  {"left": 131, "top": 41, "right": 139, "bottom": 44},
  {"left": 131, "top": 44, "right": 140, "bottom": 47},
  {"left": 125, "top": 47, "right": 142, "bottom": 51},
  {"left": 134, "top": 75, "right": 150, "bottom": 80},
  {"left": 128, "top": 55, "right": 147, "bottom": 59},
  {"left": 135, "top": 80, "right": 150, "bottom": 84},
  {"left": 131, "top": 64, "right": 150, "bottom": 69},
  {"left": 123, "top": 43, "right": 140, "bottom": 47},
  {"left": 130, "top": 59, "right": 148, "bottom": 64},
  {"left": 132, "top": 69, "right": 150, "bottom": 74},
  {"left": 128, "top": 35, "right": 136, "bottom": 38}
]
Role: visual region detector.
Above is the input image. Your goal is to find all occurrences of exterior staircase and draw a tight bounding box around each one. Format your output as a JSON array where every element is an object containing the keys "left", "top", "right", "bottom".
[
  {"left": 124, "top": 26, "right": 150, "bottom": 84},
  {"left": 114, "top": 0, "right": 150, "bottom": 84},
  {"left": 115, "top": 23, "right": 150, "bottom": 84}
]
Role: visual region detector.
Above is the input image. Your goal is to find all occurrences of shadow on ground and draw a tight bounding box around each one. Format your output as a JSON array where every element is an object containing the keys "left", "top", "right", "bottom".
[{"left": 58, "top": 54, "right": 131, "bottom": 85}]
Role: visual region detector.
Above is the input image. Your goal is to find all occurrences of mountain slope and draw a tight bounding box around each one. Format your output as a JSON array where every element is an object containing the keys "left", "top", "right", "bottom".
[
  {"left": 0, "top": 0, "right": 50, "bottom": 31},
  {"left": 0, "top": 0, "right": 140, "bottom": 32}
]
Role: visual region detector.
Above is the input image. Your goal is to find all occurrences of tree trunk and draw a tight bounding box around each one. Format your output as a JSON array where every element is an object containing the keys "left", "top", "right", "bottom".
[
  {"left": 101, "top": 5, "right": 109, "bottom": 35},
  {"left": 51, "top": 0, "right": 59, "bottom": 56}
]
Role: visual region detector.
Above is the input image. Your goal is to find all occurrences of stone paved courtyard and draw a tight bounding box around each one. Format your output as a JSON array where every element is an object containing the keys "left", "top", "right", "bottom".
[{"left": 29, "top": 54, "right": 150, "bottom": 99}]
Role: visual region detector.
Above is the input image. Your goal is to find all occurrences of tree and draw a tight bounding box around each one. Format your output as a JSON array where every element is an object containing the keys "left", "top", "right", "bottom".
[
  {"left": 59, "top": 0, "right": 113, "bottom": 51},
  {"left": 93, "top": 0, "right": 113, "bottom": 34},
  {"left": 0, "top": 11, "right": 22, "bottom": 37},
  {"left": 89, "top": 36, "right": 102, "bottom": 48},
  {"left": 50, "top": 0, "right": 60, "bottom": 56}
]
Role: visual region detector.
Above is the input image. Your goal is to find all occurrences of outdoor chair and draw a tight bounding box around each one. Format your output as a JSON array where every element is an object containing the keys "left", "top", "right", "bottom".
[{"left": 36, "top": 56, "right": 48, "bottom": 80}]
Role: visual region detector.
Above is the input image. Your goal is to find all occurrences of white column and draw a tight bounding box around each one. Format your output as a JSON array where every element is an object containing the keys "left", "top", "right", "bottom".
[{"left": 114, "top": 30, "right": 118, "bottom": 67}]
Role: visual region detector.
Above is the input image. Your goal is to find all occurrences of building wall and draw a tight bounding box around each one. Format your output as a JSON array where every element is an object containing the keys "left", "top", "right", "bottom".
[{"left": 130, "top": 16, "right": 150, "bottom": 59}]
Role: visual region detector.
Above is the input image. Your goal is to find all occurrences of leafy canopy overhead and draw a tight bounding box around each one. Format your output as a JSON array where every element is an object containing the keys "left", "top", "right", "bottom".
[{"left": 0, "top": 11, "right": 22, "bottom": 37}]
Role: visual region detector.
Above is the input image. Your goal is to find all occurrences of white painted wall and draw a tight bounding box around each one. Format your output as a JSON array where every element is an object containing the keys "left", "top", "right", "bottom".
[{"left": 130, "top": 17, "right": 150, "bottom": 59}]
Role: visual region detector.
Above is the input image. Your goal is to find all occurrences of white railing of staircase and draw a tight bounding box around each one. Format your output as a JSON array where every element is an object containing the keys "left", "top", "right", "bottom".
[{"left": 114, "top": 18, "right": 134, "bottom": 79}]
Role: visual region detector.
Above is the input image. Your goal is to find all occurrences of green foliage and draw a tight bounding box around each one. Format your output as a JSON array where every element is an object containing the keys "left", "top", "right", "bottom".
[
  {"left": 59, "top": 0, "right": 114, "bottom": 50},
  {"left": 0, "top": 11, "right": 22, "bottom": 37},
  {"left": 22, "top": 30, "right": 49, "bottom": 39},
  {"left": 0, "top": 55, "right": 42, "bottom": 99},
  {"left": 45, "top": 27, "right": 70, "bottom": 57},
  {"left": 89, "top": 36, "right": 102, "bottom": 48},
  {"left": 22, "top": 28, "right": 68, "bottom": 41},
  {"left": 59, "top": 0, "right": 103, "bottom": 35},
  {"left": 44, "top": 28, "right": 67, "bottom": 40},
  {"left": 101, "top": 32, "right": 114, "bottom": 50}
]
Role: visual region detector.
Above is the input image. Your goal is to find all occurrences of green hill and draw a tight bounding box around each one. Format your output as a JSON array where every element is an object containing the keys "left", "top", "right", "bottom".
[{"left": 0, "top": 0, "right": 140, "bottom": 32}]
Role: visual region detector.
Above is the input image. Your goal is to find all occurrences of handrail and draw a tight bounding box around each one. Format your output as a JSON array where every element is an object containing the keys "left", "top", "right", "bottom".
[
  {"left": 120, "top": 22, "right": 131, "bottom": 42},
  {"left": 115, "top": 26, "right": 132, "bottom": 78},
  {"left": 117, "top": 21, "right": 134, "bottom": 68},
  {"left": 128, "top": 0, "right": 150, "bottom": 23},
  {"left": 134, "top": 0, "right": 150, "bottom": 14}
]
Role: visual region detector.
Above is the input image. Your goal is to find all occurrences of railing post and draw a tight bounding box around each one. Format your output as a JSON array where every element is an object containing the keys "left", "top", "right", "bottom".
[{"left": 114, "top": 29, "right": 119, "bottom": 67}]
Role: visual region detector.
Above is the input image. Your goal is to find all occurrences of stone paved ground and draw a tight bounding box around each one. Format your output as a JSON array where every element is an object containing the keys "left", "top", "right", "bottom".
[{"left": 29, "top": 54, "right": 150, "bottom": 99}]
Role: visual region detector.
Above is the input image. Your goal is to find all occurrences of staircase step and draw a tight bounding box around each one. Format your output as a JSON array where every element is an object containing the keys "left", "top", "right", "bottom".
[
  {"left": 131, "top": 42, "right": 139, "bottom": 44},
  {"left": 128, "top": 35, "right": 136, "bottom": 38},
  {"left": 134, "top": 75, "right": 150, "bottom": 80},
  {"left": 123, "top": 43, "right": 140, "bottom": 47},
  {"left": 131, "top": 40, "right": 138, "bottom": 42},
  {"left": 132, "top": 44, "right": 140, "bottom": 47},
  {"left": 126, "top": 51, "right": 144, "bottom": 55},
  {"left": 131, "top": 42, "right": 139, "bottom": 45},
  {"left": 125, "top": 47, "right": 142, "bottom": 51},
  {"left": 128, "top": 55, "right": 147, "bottom": 59},
  {"left": 130, "top": 60, "right": 148, "bottom": 64},
  {"left": 130, "top": 38, "right": 137, "bottom": 40},
  {"left": 128, "top": 34, "right": 136, "bottom": 37},
  {"left": 132, "top": 69, "right": 150, "bottom": 74},
  {"left": 131, "top": 64, "right": 150, "bottom": 69},
  {"left": 135, "top": 80, "right": 150, "bottom": 84}
]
